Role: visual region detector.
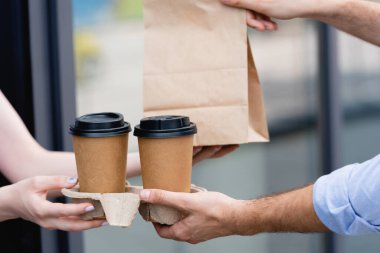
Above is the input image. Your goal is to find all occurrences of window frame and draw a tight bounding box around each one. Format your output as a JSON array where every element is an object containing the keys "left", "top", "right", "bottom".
[{"left": 27, "top": 0, "right": 81, "bottom": 253}]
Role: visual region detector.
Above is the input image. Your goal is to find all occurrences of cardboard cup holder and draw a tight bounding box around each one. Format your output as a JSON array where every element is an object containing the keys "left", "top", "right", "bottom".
[
  {"left": 130, "top": 184, "right": 207, "bottom": 225},
  {"left": 62, "top": 183, "right": 206, "bottom": 227},
  {"left": 61, "top": 183, "right": 140, "bottom": 227}
]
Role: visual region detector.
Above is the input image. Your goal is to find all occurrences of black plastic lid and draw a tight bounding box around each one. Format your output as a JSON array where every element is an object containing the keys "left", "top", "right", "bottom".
[
  {"left": 69, "top": 112, "right": 131, "bottom": 137},
  {"left": 133, "top": 115, "right": 197, "bottom": 138}
]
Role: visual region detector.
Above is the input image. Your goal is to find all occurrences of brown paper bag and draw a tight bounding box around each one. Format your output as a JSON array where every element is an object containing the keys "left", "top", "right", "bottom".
[{"left": 143, "top": 0, "right": 269, "bottom": 146}]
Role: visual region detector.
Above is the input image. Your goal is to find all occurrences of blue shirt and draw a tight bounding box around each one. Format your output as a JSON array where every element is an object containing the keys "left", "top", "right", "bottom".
[{"left": 314, "top": 154, "right": 380, "bottom": 235}]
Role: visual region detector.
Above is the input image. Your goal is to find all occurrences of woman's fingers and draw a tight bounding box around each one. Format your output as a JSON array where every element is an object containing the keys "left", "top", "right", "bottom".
[
  {"left": 193, "top": 146, "right": 203, "bottom": 156},
  {"left": 211, "top": 145, "right": 240, "bottom": 159},
  {"left": 41, "top": 202, "right": 95, "bottom": 218},
  {"left": 192, "top": 146, "right": 222, "bottom": 165},
  {"left": 30, "top": 176, "right": 78, "bottom": 193},
  {"left": 12, "top": 176, "right": 105, "bottom": 232},
  {"left": 43, "top": 217, "right": 106, "bottom": 232},
  {"left": 193, "top": 145, "right": 240, "bottom": 164}
]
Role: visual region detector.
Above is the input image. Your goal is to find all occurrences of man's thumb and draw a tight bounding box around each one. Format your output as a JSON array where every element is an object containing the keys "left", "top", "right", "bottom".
[{"left": 140, "top": 189, "right": 190, "bottom": 211}]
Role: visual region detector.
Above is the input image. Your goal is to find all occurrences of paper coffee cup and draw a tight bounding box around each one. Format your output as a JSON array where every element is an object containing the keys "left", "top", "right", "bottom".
[
  {"left": 134, "top": 116, "right": 197, "bottom": 193},
  {"left": 69, "top": 112, "right": 131, "bottom": 193}
]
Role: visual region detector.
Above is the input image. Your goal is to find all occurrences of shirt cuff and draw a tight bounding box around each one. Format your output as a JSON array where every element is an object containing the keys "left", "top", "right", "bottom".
[{"left": 313, "top": 164, "right": 379, "bottom": 235}]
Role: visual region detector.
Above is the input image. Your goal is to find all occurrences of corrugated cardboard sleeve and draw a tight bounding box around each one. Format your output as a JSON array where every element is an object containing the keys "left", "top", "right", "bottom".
[{"left": 62, "top": 184, "right": 207, "bottom": 227}]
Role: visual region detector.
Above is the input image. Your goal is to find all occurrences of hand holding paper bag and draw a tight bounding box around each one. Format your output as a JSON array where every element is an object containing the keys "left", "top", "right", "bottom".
[
  {"left": 192, "top": 145, "right": 240, "bottom": 165},
  {"left": 143, "top": 0, "right": 269, "bottom": 146}
]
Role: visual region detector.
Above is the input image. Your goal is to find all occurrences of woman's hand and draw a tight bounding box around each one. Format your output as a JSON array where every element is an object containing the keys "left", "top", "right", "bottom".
[
  {"left": 0, "top": 176, "right": 106, "bottom": 231},
  {"left": 193, "top": 145, "right": 240, "bottom": 165}
]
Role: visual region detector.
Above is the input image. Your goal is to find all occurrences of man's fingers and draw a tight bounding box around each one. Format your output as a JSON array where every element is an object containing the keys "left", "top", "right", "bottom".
[
  {"left": 154, "top": 223, "right": 177, "bottom": 240},
  {"left": 30, "top": 176, "right": 78, "bottom": 192},
  {"left": 153, "top": 223, "right": 176, "bottom": 239},
  {"left": 211, "top": 144, "right": 240, "bottom": 159},
  {"left": 41, "top": 202, "right": 95, "bottom": 218},
  {"left": 43, "top": 217, "right": 106, "bottom": 232},
  {"left": 140, "top": 189, "right": 192, "bottom": 211},
  {"left": 153, "top": 223, "right": 189, "bottom": 242},
  {"left": 193, "top": 146, "right": 222, "bottom": 165}
]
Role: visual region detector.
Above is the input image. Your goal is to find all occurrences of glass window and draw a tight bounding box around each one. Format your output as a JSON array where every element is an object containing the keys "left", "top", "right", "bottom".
[
  {"left": 73, "top": 0, "right": 144, "bottom": 150},
  {"left": 252, "top": 20, "right": 318, "bottom": 123}
]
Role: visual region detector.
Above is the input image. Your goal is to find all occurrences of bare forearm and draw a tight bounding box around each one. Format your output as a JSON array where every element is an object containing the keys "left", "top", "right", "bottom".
[
  {"left": 18, "top": 150, "right": 76, "bottom": 181},
  {"left": 6, "top": 150, "right": 140, "bottom": 199},
  {"left": 221, "top": 0, "right": 380, "bottom": 45},
  {"left": 8, "top": 150, "right": 141, "bottom": 182},
  {"left": 126, "top": 152, "right": 141, "bottom": 178},
  {"left": 312, "top": 0, "right": 380, "bottom": 46},
  {"left": 235, "top": 185, "right": 329, "bottom": 235}
]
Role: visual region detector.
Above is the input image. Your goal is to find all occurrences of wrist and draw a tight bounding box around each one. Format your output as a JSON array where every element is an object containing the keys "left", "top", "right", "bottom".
[
  {"left": 0, "top": 184, "right": 19, "bottom": 221},
  {"left": 231, "top": 199, "right": 265, "bottom": 236},
  {"left": 227, "top": 200, "right": 245, "bottom": 235}
]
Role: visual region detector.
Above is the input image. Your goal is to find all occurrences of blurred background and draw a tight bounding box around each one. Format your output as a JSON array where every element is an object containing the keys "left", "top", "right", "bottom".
[
  {"left": 0, "top": 0, "right": 379, "bottom": 252},
  {"left": 72, "top": 1, "right": 380, "bottom": 253}
]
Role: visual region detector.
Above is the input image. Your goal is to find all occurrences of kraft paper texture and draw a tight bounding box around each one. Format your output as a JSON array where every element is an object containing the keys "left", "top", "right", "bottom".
[
  {"left": 143, "top": 0, "right": 269, "bottom": 146},
  {"left": 138, "top": 135, "right": 193, "bottom": 193},
  {"left": 73, "top": 134, "right": 128, "bottom": 193}
]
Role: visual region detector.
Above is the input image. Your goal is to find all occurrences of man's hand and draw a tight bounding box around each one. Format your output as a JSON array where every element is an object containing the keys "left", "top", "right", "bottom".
[
  {"left": 139, "top": 189, "right": 242, "bottom": 244},
  {"left": 221, "top": 0, "right": 337, "bottom": 30},
  {"left": 221, "top": 0, "right": 334, "bottom": 19},
  {"left": 193, "top": 145, "right": 240, "bottom": 165},
  {"left": 220, "top": 0, "right": 380, "bottom": 46},
  {"left": 140, "top": 185, "right": 329, "bottom": 244}
]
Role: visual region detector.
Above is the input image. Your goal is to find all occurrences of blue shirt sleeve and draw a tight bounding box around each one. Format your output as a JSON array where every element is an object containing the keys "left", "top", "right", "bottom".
[{"left": 313, "top": 154, "right": 380, "bottom": 235}]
